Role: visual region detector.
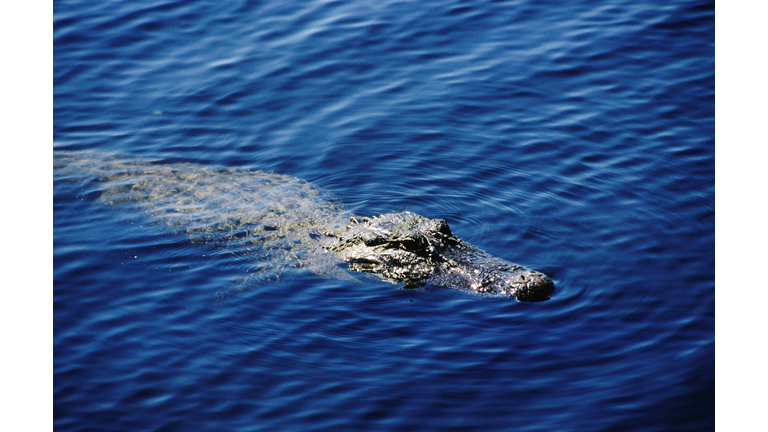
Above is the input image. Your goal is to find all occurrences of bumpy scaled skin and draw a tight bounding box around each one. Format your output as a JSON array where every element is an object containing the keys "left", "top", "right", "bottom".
[
  {"left": 327, "top": 211, "right": 554, "bottom": 301},
  {"left": 55, "top": 151, "right": 554, "bottom": 301}
]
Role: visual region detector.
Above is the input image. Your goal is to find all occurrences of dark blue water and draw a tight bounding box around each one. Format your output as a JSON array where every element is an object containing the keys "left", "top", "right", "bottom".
[{"left": 53, "top": 1, "right": 714, "bottom": 431}]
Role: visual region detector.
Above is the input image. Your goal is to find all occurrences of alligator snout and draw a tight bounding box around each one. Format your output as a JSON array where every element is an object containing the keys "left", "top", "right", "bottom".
[{"left": 512, "top": 270, "right": 555, "bottom": 302}]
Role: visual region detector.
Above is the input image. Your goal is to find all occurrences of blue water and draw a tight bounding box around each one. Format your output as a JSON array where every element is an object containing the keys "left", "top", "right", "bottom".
[{"left": 53, "top": 0, "right": 714, "bottom": 431}]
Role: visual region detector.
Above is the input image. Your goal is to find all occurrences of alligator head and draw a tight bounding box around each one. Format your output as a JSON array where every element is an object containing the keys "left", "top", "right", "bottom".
[{"left": 326, "top": 211, "right": 554, "bottom": 301}]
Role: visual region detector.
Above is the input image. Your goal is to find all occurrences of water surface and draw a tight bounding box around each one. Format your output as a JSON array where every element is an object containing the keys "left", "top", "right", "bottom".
[{"left": 54, "top": 1, "right": 714, "bottom": 431}]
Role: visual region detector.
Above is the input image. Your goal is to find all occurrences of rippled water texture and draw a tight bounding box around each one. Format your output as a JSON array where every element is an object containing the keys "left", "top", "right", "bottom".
[{"left": 54, "top": 1, "right": 714, "bottom": 431}]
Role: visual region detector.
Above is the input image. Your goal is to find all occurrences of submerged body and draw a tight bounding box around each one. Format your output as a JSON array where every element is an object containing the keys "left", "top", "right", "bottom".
[{"left": 55, "top": 151, "right": 554, "bottom": 301}]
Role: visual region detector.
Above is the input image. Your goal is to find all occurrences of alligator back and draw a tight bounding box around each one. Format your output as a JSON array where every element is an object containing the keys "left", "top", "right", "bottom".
[{"left": 54, "top": 150, "right": 353, "bottom": 284}]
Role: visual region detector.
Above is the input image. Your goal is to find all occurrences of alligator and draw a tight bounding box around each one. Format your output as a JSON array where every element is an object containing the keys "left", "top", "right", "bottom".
[{"left": 54, "top": 150, "right": 554, "bottom": 301}]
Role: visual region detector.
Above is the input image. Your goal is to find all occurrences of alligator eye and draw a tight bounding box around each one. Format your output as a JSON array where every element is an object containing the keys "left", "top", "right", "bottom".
[{"left": 520, "top": 275, "right": 526, "bottom": 281}]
